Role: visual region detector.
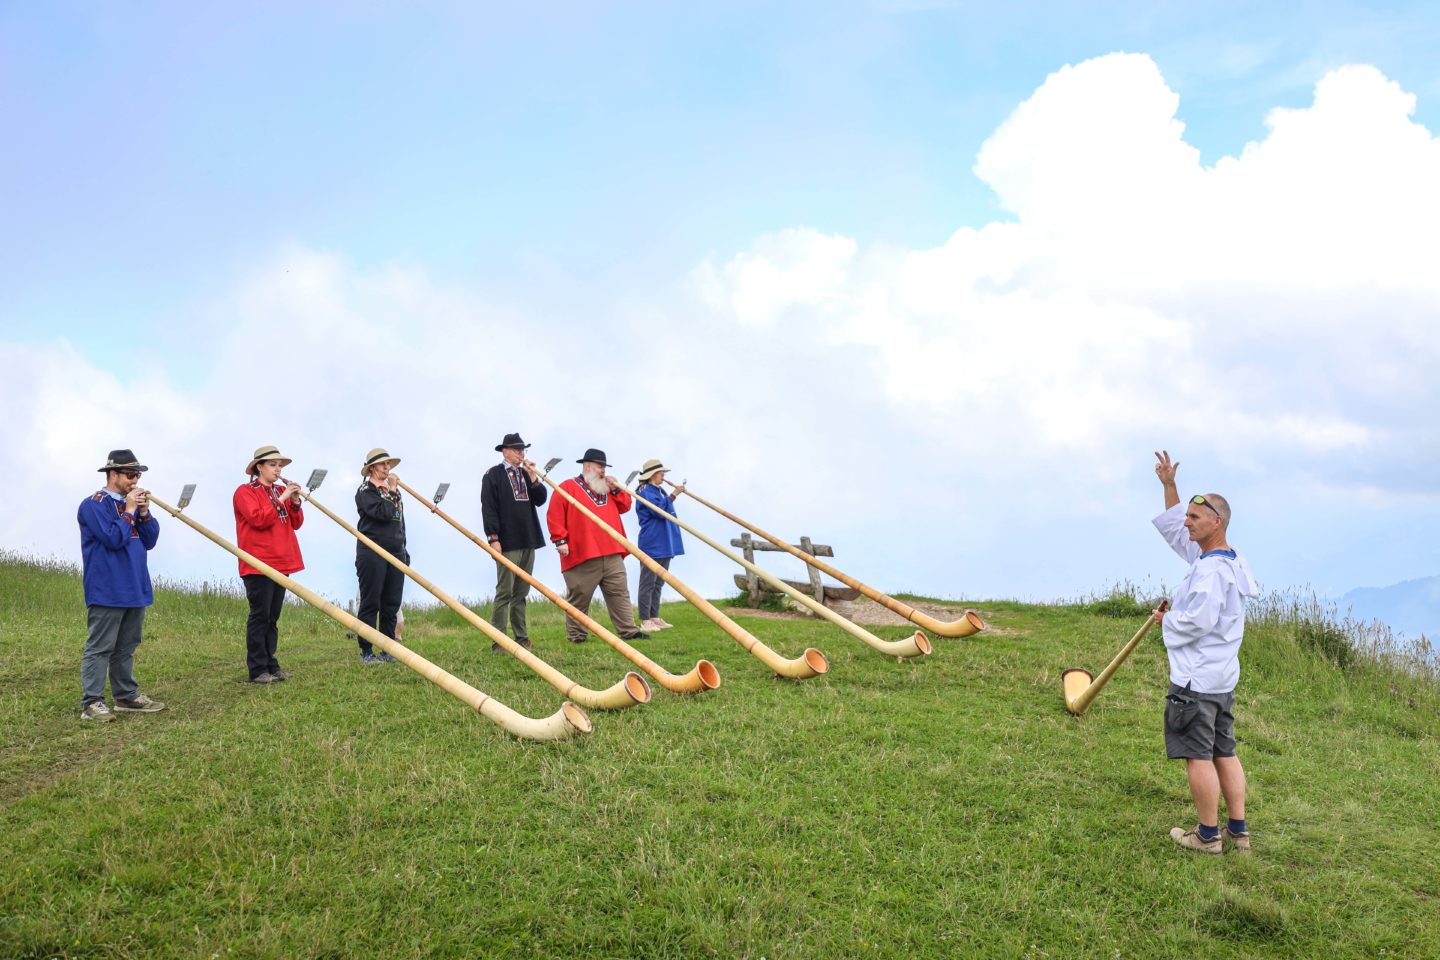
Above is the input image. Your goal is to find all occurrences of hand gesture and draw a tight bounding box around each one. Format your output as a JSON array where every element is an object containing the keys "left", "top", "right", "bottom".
[
  {"left": 1154, "top": 450, "right": 1180, "bottom": 486},
  {"left": 124, "top": 487, "right": 144, "bottom": 513},
  {"left": 134, "top": 487, "right": 151, "bottom": 514},
  {"left": 284, "top": 481, "right": 303, "bottom": 502},
  {"left": 557, "top": 542, "right": 570, "bottom": 558}
]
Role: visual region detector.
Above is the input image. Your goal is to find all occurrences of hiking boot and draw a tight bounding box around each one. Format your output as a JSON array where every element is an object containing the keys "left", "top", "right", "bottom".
[
  {"left": 360, "top": 653, "right": 383, "bottom": 665},
  {"left": 1223, "top": 826, "right": 1251, "bottom": 853},
  {"left": 1170, "top": 826, "right": 1222, "bottom": 855},
  {"left": 80, "top": 701, "right": 116, "bottom": 722},
  {"left": 113, "top": 693, "right": 167, "bottom": 713},
  {"left": 250, "top": 672, "right": 278, "bottom": 684},
  {"left": 377, "top": 651, "right": 398, "bottom": 663}
]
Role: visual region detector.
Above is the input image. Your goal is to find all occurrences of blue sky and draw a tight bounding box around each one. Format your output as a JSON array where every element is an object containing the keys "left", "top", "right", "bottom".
[{"left": 3, "top": 2, "right": 1439, "bottom": 620}]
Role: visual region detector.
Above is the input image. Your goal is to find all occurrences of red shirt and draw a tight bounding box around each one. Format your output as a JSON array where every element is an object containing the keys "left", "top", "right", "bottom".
[
  {"left": 546, "top": 477, "right": 632, "bottom": 571},
  {"left": 233, "top": 480, "right": 306, "bottom": 577}
]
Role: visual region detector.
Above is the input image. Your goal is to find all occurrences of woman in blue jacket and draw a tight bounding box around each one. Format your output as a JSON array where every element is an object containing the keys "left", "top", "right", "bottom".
[{"left": 634, "top": 459, "right": 684, "bottom": 632}]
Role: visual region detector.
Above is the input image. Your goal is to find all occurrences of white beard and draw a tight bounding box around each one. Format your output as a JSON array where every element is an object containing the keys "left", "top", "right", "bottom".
[{"left": 583, "top": 468, "right": 608, "bottom": 495}]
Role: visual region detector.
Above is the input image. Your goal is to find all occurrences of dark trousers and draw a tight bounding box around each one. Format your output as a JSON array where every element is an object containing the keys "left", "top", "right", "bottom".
[
  {"left": 355, "top": 547, "right": 405, "bottom": 654},
  {"left": 636, "top": 557, "right": 672, "bottom": 620},
  {"left": 242, "top": 574, "right": 286, "bottom": 679}
]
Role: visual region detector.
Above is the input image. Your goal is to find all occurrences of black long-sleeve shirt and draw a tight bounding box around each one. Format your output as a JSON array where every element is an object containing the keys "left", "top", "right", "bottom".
[
  {"left": 480, "top": 462, "right": 548, "bottom": 550},
  {"left": 355, "top": 480, "right": 408, "bottom": 558}
]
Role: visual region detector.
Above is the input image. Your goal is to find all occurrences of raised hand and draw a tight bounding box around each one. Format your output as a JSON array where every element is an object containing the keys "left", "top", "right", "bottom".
[{"left": 1154, "top": 450, "right": 1180, "bottom": 486}]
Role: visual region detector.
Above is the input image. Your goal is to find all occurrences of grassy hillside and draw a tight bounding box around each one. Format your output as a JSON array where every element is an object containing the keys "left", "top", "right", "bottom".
[{"left": 2, "top": 555, "right": 1437, "bottom": 959}]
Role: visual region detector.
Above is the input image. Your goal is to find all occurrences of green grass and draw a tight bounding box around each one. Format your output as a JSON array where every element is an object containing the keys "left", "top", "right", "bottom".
[{"left": 2, "top": 554, "right": 1438, "bottom": 959}]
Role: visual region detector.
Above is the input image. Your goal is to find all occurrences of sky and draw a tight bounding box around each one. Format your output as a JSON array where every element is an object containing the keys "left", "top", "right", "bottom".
[{"left": 3, "top": 1, "right": 1438, "bottom": 619}]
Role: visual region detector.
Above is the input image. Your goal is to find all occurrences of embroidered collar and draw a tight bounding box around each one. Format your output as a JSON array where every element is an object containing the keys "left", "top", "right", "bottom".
[
  {"left": 574, "top": 475, "right": 608, "bottom": 507},
  {"left": 1200, "top": 548, "right": 1237, "bottom": 559},
  {"left": 250, "top": 478, "right": 290, "bottom": 519}
]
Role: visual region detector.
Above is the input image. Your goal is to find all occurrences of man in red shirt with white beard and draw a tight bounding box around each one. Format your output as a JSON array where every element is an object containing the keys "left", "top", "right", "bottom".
[{"left": 546, "top": 448, "right": 649, "bottom": 643}]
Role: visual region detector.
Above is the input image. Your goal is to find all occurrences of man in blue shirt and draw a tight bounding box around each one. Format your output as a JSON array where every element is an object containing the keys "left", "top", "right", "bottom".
[{"left": 77, "top": 449, "right": 166, "bottom": 721}]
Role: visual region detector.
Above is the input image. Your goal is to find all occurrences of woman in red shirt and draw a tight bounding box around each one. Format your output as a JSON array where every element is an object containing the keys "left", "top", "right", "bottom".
[{"left": 233, "top": 444, "right": 305, "bottom": 684}]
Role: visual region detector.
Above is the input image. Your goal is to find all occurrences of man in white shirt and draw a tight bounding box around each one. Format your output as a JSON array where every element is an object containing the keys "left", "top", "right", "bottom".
[{"left": 1152, "top": 450, "right": 1258, "bottom": 854}]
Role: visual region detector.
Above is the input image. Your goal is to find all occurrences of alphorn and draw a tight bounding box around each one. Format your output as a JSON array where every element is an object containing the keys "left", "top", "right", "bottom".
[
  {"left": 626, "top": 477, "right": 930, "bottom": 659},
  {"left": 1061, "top": 601, "right": 1169, "bottom": 716},
  {"left": 664, "top": 480, "right": 986, "bottom": 639},
  {"left": 538, "top": 460, "right": 828, "bottom": 680},
  {"left": 298, "top": 478, "right": 650, "bottom": 711},
  {"left": 395, "top": 477, "right": 719, "bottom": 694},
  {"left": 147, "top": 490, "right": 589, "bottom": 740}
]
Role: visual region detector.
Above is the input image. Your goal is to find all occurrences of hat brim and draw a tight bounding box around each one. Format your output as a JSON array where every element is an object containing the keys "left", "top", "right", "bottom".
[
  {"left": 98, "top": 464, "right": 148, "bottom": 473},
  {"left": 362, "top": 457, "right": 401, "bottom": 477},
  {"left": 638, "top": 467, "right": 667, "bottom": 481},
  {"left": 576, "top": 458, "right": 612, "bottom": 467},
  {"left": 495, "top": 443, "right": 531, "bottom": 452},
  {"left": 247, "top": 455, "right": 294, "bottom": 476}
]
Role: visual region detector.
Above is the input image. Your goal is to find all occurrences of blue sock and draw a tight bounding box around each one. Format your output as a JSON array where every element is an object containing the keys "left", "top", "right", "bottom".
[
  {"left": 1227, "top": 818, "right": 1247, "bottom": 835},
  {"left": 1197, "top": 823, "right": 1220, "bottom": 841}
]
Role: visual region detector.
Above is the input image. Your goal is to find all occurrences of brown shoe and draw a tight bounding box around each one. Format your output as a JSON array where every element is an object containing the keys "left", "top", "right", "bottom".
[
  {"left": 1169, "top": 826, "right": 1222, "bottom": 855},
  {"left": 1222, "top": 826, "right": 1251, "bottom": 853}
]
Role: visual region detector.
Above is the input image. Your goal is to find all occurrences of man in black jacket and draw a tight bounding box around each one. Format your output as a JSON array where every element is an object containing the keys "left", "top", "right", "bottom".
[
  {"left": 355, "top": 447, "right": 407, "bottom": 665},
  {"left": 481, "top": 433, "right": 548, "bottom": 651}
]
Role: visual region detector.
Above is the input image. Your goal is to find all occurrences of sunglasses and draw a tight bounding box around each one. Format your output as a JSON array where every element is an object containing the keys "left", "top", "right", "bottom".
[
  {"left": 1190, "top": 494, "right": 1221, "bottom": 517},
  {"left": 119, "top": 470, "right": 142, "bottom": 480}
]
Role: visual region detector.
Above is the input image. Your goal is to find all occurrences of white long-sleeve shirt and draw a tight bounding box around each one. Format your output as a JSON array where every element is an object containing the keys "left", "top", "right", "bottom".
[{"left": 1153, "top": 502, "right": 1259, "bottom": 694}]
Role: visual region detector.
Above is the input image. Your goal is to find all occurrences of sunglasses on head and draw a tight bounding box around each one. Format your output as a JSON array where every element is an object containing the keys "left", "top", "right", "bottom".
[{"left": 1190, "top": 494, "right": 1220, "bottom": 517}]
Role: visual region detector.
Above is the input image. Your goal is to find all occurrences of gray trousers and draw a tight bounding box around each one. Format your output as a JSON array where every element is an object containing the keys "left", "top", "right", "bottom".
[
  {"left": 561, "top": 554, "right": 640, "bottom": 642},
  {"left": 636, "top": 556, "right": 671, "bottom": 620},
  {"left": 490, "top": 547, "right": 536, "bottom": 642},
  {"left": 81, "top": 605, "right": 145, "bottom": 707}
]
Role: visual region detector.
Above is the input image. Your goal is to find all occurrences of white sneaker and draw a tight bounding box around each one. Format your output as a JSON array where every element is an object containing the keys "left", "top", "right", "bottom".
[
  {"left": 80, "top": 701, "right": 116, "bottom": 723},
  {"left": 640, "top": 619, "right": 664, "bottom": 633},
  {"left": 654, "top": 619, "right": 675, "bottom": 629}
]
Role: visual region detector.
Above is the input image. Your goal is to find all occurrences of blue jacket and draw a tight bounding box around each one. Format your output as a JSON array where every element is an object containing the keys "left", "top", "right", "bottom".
[
  {"left": 78, "top": 491, "right": 159, "bottom": 607},
  {"left": 635, "top": 484, "right": 684, "bottom": 559}
]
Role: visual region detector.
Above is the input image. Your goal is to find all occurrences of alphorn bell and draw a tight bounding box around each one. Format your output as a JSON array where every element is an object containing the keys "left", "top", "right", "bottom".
[
  {"left": 664, "top": 480, "right": 986, "bottom": 639},
  {"left": 298, "top": 473, "right": 650, "bottom": 711},
  {"left": 395, "top": 477, "right": 720, "bottom": 694},
  {"left": 539, "top": 459, "right": 828, "bottom": 680},
  {"left": 625, "top": 473, "right": 930, "bottom": 660},
  {"left": 147, "top": 489, "right": 590, "bottom": 740},
  {"left": 1061, "top": 600, "right": 1169, "bottom": 716}
]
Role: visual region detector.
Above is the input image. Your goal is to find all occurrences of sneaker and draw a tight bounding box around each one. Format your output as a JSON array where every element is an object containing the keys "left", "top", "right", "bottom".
[
  {"left": 1169, "top": 826, "right": 1223, "bottom": 855},
  {"left": 360, "top": 653, "right": 383, "bottom": 665},
  {"left": 271, "top": 670, "right": 289, "bottom": 681},
  {"left": 655, "top": 619, "right": 675, "bottom": 629},
  {"left": 250, "top": 673, "right": 278, "bottom": 684},
  {"left": 80, "top": 701, "right": 116, "bottom": 722},
  {"left": 377, "top": 651, "right": 398, "bottom": 663},
  {"left": 640, "top": 619, "right": 664, "bottom": 632},
  {"left": 1222, "top": 826, "right": 1251, "bottom": 853},
  {"left": 113, "top": 693, "right": 167, "bottom": 713}
]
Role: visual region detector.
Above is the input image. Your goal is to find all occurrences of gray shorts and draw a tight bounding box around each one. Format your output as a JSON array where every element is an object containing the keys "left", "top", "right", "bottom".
[{"left": 1164, "top": 682, "right": 1236, "bottom": 760}]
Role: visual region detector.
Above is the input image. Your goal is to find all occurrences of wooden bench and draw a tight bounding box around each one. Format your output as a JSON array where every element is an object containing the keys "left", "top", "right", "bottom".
[{"left": 730, "top": 533, "right": 861, "bottom": 615}]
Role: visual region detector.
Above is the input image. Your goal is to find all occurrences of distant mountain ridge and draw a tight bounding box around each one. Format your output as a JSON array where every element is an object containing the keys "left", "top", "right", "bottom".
[{"left": 1342, "top": 574, "right": 1440, "bottom": 639}]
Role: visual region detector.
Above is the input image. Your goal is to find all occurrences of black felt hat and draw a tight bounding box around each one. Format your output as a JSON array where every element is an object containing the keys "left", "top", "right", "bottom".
[
  {"left": 576, "top": 448, "right": 611, "bottom": 467},
  {"left": 495, "top": 432, "right": 531, "bottom": 452},
  {"left": 98, "top": 449, "right": 148, "bottom": 473}
]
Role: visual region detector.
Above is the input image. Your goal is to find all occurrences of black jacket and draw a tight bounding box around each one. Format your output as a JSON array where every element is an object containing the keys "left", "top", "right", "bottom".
[
  {"left": 355, "top": 480, "right": 408, "bottom": 559},
  {"left": 480, "top": 463, "right": 548, "bottom": 550}
]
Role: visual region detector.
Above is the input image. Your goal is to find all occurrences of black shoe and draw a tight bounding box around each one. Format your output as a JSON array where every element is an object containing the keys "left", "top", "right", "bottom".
[
  {"left": 490, "top": 642, "right": 501, "bottom": 653},
  {"left": 517, "top": 638, "right": 533, "bottom": 649},
  {"left": 625, "top": 631, "right": 651, "bottom": 640},
  {"left": 568, "top": 636, "right": 588, "bottom": 644}
]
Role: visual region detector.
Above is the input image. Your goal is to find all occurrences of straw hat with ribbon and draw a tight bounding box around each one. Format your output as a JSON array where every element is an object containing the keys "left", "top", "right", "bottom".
[
  {"left": 637, "top": 459, "right": 668, "bottom": 482},
  {"left": 361, "top": 448, "right": 401, "bottom": 477},
  {"left": 245, "top": 444, "right": 293, "bottom": 476}
]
